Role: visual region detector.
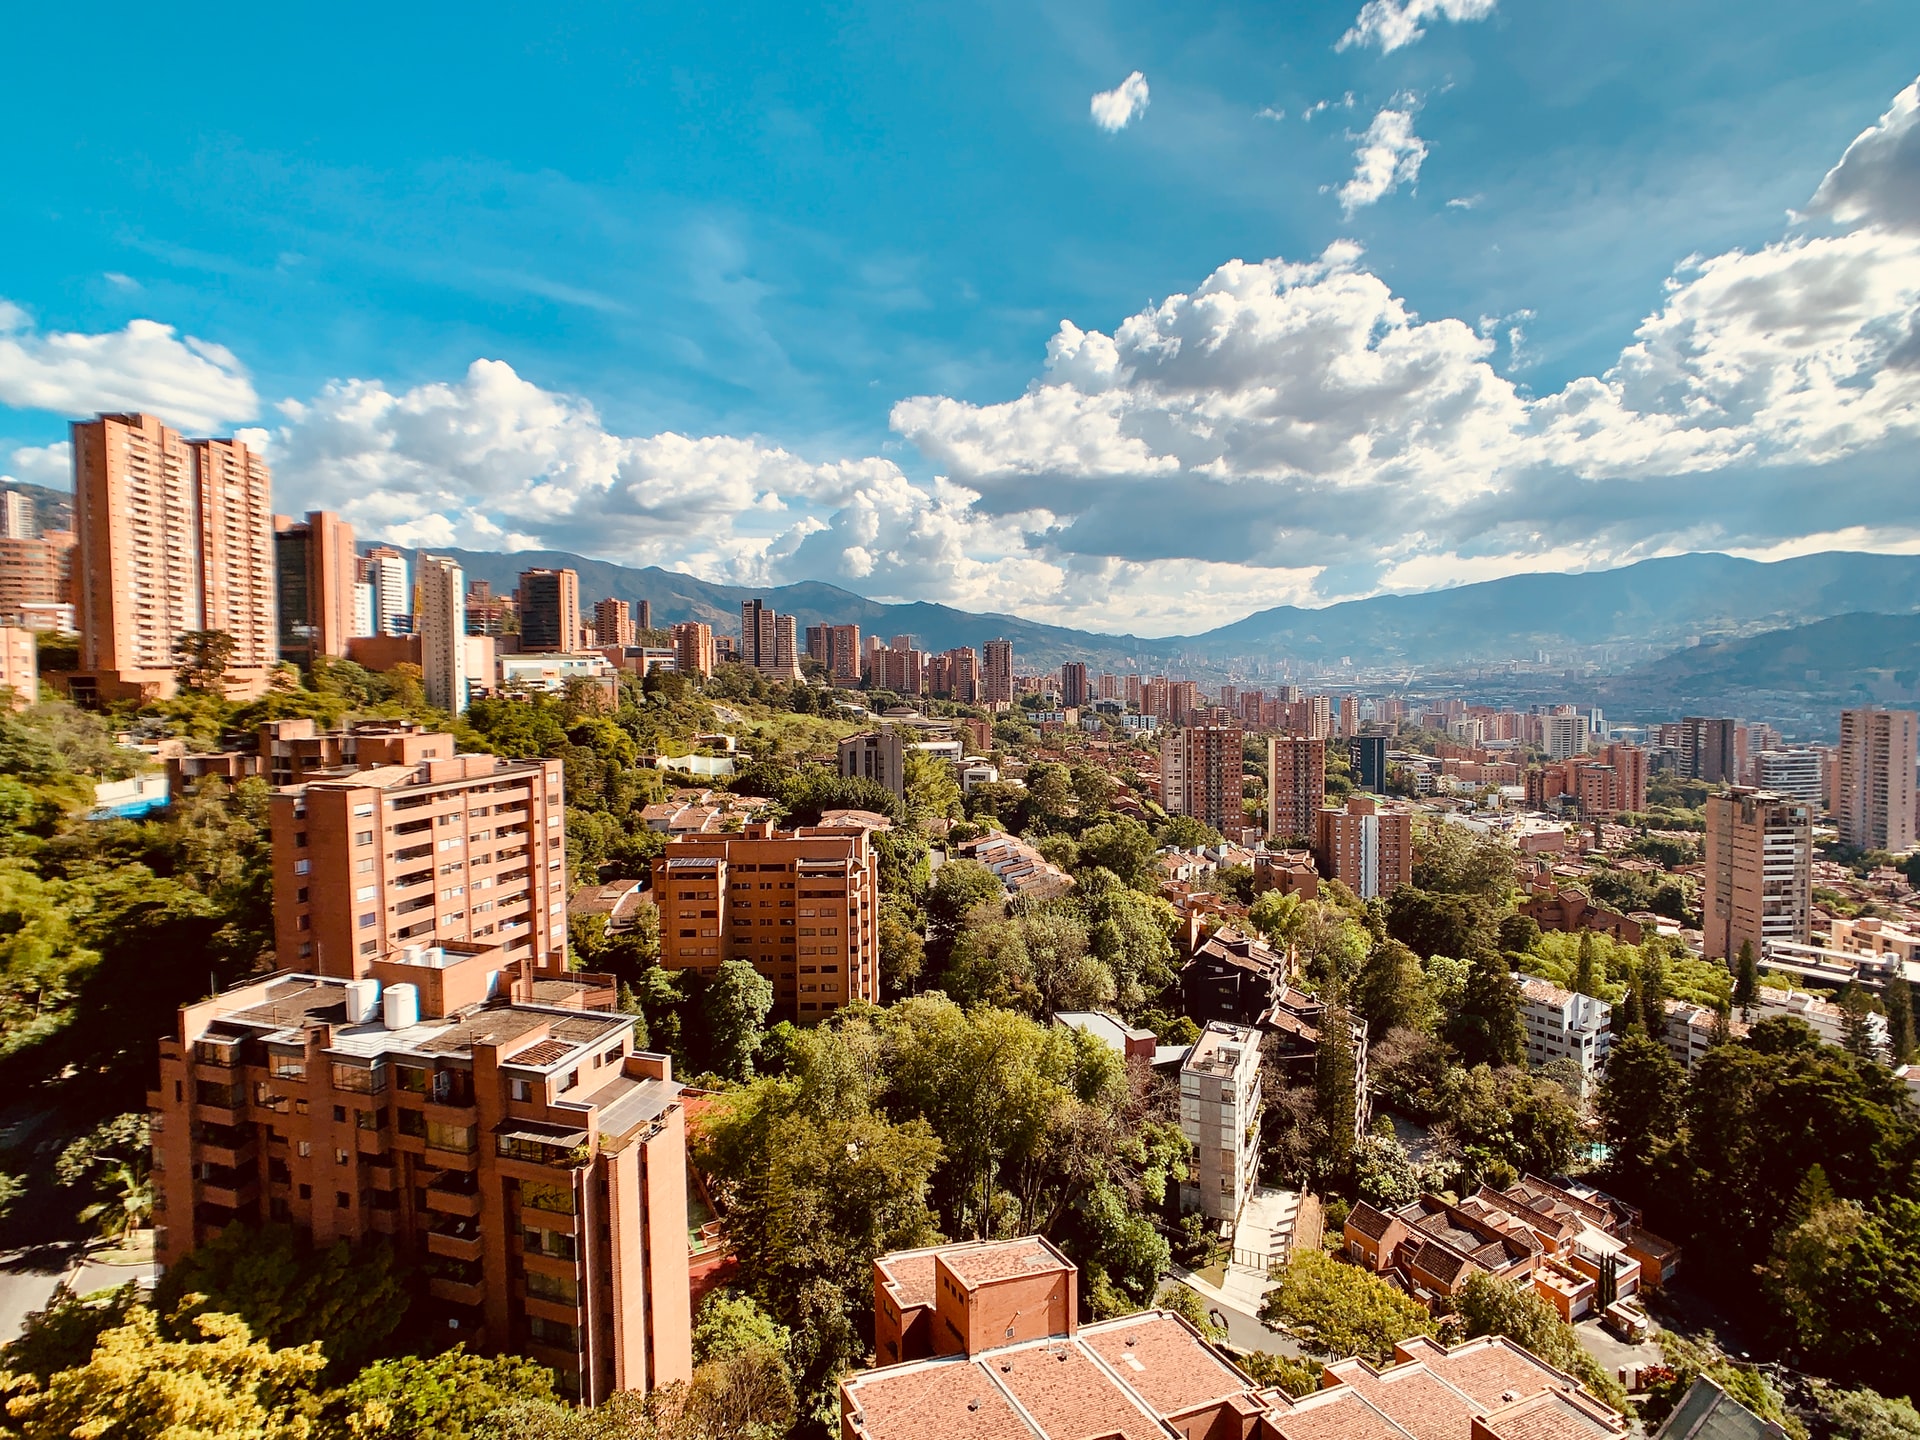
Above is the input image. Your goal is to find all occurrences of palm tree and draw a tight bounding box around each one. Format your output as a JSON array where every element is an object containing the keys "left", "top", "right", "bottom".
[{"left": 79, "top": 1161, "right": 151, "bottom": 1240}]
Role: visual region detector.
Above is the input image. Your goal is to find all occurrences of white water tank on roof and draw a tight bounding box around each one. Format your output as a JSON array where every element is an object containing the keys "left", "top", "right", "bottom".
[
  {"left": 344, "top": 978, "right": 380, "bottom": 1025},
  {"left": 383, "top": 983, "right": 419, "bottom": 1031}
]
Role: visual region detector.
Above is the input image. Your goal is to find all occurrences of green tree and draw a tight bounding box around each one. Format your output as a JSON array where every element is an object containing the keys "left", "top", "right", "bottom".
[
  {"left": 1818, "top": 1387, "right": 1920, "bottom": 1440},
  {"left": 1315, "top": 999, "right": 1359, "bottom": 1189},
  {"left": 1352, "top": 937, "right": 1436, "bottom": 1039},
  {"left": 877, "top": 900, "right": 925, "bottom": 998},
  {"left": 1446, "top": 944, "right": 1523, "bottom": 1068},
  {"left": 1570, "top": 931, "right": 1601, "bottom": 998},
  {"left": 1886, "top": 974, "right": 1917, "bottom": 1065},
  {"left": 704, "top": 959, "right": 775, "bottom": 1081},
  {"left": 1352, "top": 1127, "right": 1421, "bottom": 1208},
  {"left": 171, "top": 630, "right": 238, "bottom": 694},
  {"left": 1259, "top": 1249, "right": 1435, "bottom": 1362},
  {"left": 1840, "top": 986, "right": 1881, "bottom": 1061},
  {"left": 1154, "top": 814, "right": 1220, "bottom": 850},
  {"left": 1733, "top": 939, "right": 1760, "bottom": 1018},
  {"left": 1385, "top": 886, "right": 1494, "bottom": 963},
  {"left": 1411, "top": 820, "right": 1516, "bottom": 902},
  {"left": 1075, "top": 820, "right": 1158, "bottom": 890},
  {"left": 1594, "top": 1032, "right": 1684, "bottom": 1197},
  {"left": 153, "top": 1222, "right": 408, "bottom": 1378},
  {"left": 328, "top": 1347, "right": 560, "bottom": 1438},
  {"left": 1, "top": 1302, "right": 325, "bottom": 1440}
]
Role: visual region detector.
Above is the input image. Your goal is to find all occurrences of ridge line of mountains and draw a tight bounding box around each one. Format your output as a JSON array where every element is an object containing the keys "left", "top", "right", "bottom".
[{"left": 398, "top": 545, "right": 1920, "bottom": 701}]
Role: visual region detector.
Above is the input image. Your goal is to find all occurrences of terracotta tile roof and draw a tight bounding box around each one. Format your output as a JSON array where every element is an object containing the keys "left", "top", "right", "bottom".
[
  {"left": 1266, "top": 1386, "right": 1412, "bottom": 1440},
  {"left": 875, "top": 1251, "right": 938, "bottom": 1310},
  {"left": 843, "top": 1357, "right": 1035, "bottom": 1440},
  {"left": 1347, "top": 1201, "right": 1398, "bottom": 1241},
  {"left": 1480, "top": 1388, "right": 1624, "bottom": 1440},
  {"left": 1407, "top": 1239, "right": 1470, "bottom": 1289},
  {"left": 508, "top": 1038, "right": 574, "bottom": 1067},
  {"left": 994, "top": 1341, "right": 1164, "bottom": 1439},
  {"left": 1414, "top": 1337, "right": 1571, "bottom": 1413},
  {"left": 942, "top": 1237, "right": 1069, "bottom": 1288},
  {"left": 1081, "top": 1313, "right": 1250, "bottom": 1417},
  {"left": 1332, "top": 1360, "right": 1478, "bottom": 1439}
]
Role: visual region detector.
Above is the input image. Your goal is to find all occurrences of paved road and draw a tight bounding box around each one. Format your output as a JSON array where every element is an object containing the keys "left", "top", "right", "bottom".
[{"left": 0, "top": 1243, "right": 153, "bottom": 1342}]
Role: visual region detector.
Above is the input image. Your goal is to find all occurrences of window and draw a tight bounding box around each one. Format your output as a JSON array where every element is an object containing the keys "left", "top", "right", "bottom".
[
  {"left": 355, "top": 831, "right": 374, "bottom": 847},
  {"left": 561, "top": 1069, "right": 579, "bottom": 1093},
  {"left": 337, "top": 1191, "right": 351, "bottom": 1209},
  {"left": 397, "top": 1109, "right": 426, "bottom": 1138},
  {"left": 358, "top": 913, "right": 376, "bottom": 929},
  {"left": 520, "top": 1180, "right": 575, "bottom": 1215},
  {"left": 269, "top": 1053, "right": 306, "bottom": 1081},
  {"left": 509, "top": 1077, "right": 535, "bottom": 1103},
  {"left": 293, "top": 859, "right": 311, "bottom": 876},
  {"left": 527, "top": 1315, "right": 576, "bottom": 1349},
  {"left": 426, "top": 1120, "right": 476, "bottom": 1154},
  {"left": 522, "top": 1225, "right": 577, "bottom": 1260},
  {"left": 525, "top": 1269, "right": 579, "bottom": 1305},
  {"left": 331, "top": 1063, "right": 386, "bottom": 1094},
  {"left": 335, "top": 1148, "right": 350, "bottom": 1166}
]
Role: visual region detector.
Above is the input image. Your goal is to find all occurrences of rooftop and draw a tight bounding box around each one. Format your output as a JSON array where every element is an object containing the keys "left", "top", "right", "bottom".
[{"left": 1183, "top": 1021, "right": 1260, "bottom": 1078}]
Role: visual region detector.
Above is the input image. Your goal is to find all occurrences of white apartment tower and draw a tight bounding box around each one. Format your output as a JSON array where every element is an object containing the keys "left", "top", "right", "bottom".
[
  {"left": 416, "top": 553, "right": 469, "bottom": 713},
  {"left": 1836, "top": 707, "right": 1918, "bottom": 853}
]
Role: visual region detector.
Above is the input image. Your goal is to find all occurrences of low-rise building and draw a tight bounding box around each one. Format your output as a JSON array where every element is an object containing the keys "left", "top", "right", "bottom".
[
  {"left": 1052, "top": 1011, "right": 1157, "bottom": 1063},
  {"left": 1182, "top": 928, "right": 1289, "bottom": 1026},
  {"left": 150, "top": 945, "right": 690, "bottom": 1403},
  {"left": 1517, "top": 979, "right": 1612, "bottom": 1089},
  {"left": 838, "top": 729, "right": 906, "bottom": 800},
  {"left": 0, "top": 625, "right": 36, "bottom": 709},
  {"left": 953, "top": 831, "right": 1075, "bottom": 901},
  {"left": 1260, "top": 986, "right": 1370, "bottom": 1138},
  {"left": 1179, "top": 1022, "right": 1263, "bottom": 1223}
]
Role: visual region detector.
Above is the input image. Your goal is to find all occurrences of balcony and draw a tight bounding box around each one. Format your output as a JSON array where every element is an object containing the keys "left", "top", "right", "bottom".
[
  {"left": 428, "top": 1275, "right": 486, "bottom": 1307},
  {"left": 199, "top": 1175, "right": 259, "bottom": 1210},
  {"left": 427, "top": 1228, "right": 484, "bottom": 1263},
  {"left": 426, "top": 1173, "right": 483, "bottom": 1217}
]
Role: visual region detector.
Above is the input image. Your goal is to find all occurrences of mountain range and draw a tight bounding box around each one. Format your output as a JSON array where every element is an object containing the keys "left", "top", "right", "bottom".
[{"left": 400, "top": 545, "right": 1920, "bottom": 676}]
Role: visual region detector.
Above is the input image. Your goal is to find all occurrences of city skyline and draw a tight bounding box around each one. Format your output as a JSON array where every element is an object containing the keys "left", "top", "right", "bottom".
[{"left": 3, "top": 7, "right": 1920, "bottom": 637}]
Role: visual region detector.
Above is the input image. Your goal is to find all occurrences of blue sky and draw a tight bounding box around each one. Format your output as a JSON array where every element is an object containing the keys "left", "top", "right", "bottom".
[{"left": 4, "top": 1, "right": 1920, "bottom": 634}]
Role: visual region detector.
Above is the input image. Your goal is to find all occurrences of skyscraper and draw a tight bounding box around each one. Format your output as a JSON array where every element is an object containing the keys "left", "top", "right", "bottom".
[
  {"left": 738, "top": 599, "right": 800, "bottom": 681},
  {"left": 1061, "top": 661, "right": 1088, "bottom": 708},
  {"left": 982, "top": 638, "right": 1014, "bottom": 706},
  {"left": 518, "top": 567, "right": 581, "bottom": 651},
  {"left": 671, "top": 620, "right": 715, "bottom": 678},
  {"left": 1703, "top": 787, "right": 1812, "bottom": 959},
  {"left": 1268, "top": 735, "right": 1326, "bottom": 843},
  {"left": 592, "top": 597, "right": 634, "bottom": 647},
  {"left": 1161, "top": 725, "right": 1244, "bottom": 834},
  {"left": 416, "top": 553, "right": 469, "bottom": 713},
  {"left": 71, "top": 412, "right": 276, "bottom": 701},
  {"left": 1836, "top": 707, "right": 1918, "bottom": 852},
  {"left": 1680, "top": 716, "right": 1742, "bottom": 784},
  {"left": 273, "top": 510, "right": 358, "bottom": 665},
  {"left": 1349, "top": 734, "right": 1388, "bottom": 793},
  {"left": 362, "top": 546, "right": 410, "bottom": 636},
  {"left": 1314, "top": 794, "right": 1413, "bottom": 900},
  {"left": 0, "top": 491, "right": 34, "bottom": 540}
]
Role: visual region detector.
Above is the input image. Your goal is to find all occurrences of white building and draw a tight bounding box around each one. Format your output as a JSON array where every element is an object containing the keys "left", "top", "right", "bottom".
[
  {"left": 1517, "top": 979, "right": 1612, "bottom": 1089},
  {"left": 1179, "top": 1022, "right": 1264, "bottom": 1224},
  {"left": 839, "top": 729, "right": 906, "bottom": 800},
  {"left": 1754, "top": 749, "right": 1824, "bottom": 804},
  {"left": 366, "top": 551, "right": 409, "bottom": 636},
  {"left": 1544, "top": 714, "right": 1591, "bottom": 762},
  {"left": 959, "top": 758, "right": 1002, "bottom": 793},
  {"left": 1660, "top": 1000, "right": 1745, "bottom": 1072},
  {"left": 351, "top": 581, "right": 374, "bottom": 639},
  {"left": 415, "top": 553, "right": 468, "bottom": 714}
]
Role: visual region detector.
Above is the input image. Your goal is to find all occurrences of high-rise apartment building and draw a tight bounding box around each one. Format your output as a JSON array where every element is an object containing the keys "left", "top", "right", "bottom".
[
  {"left": 1314, "top": 794, "right": 1412, "bottom": 900},
  {"left": 519, "top": 568, "right": 581, "bottom": 652},
  {"left": 929, "top": 647, "right": 979, "bottom": 703},
  {"left": 416, "top": 554, "right": 469, "bottom": 714},
  {"left": 1544, "top": 713, "right": 1591, "bottom": 762},
  {"left": 1349, "top": 734, "right": 1388, "bottom": 793},
  {"left": 362, "top": 546, "right": 411, "bottom": 637},
  {"left": 1161, "top": 725, "right": 1244, "bottom": 834},
  {"left": 1060, "top": 662, "right": 1088, "bottom": 709},
  {"left": 982, "top": 638, "right": 1014, "bottom": 706},
  {"left": 592, "top": 598, "right": 634, "bottom": 648},
  {"left": 273, "top": 511, "right": 358, "bottom": 665},
  {"left": 651, "top": 822, "right": 880, "bottom": 1022},
  {"left": 1755, "top": 748, "right": 1824, "bottom": 804},
  {"left": 633, "top": 599, "right": 651, "bottom": 632},
  {"left": 0, "top": 528, "right": 74, "bottom": 628},
  {"left": 149, "top": 943, "right": 693, "bottom": 1403},
  {"left": 0, "top": 491, "right": 35, "bottom": 540},
  {"left": 270, "top": 739, "right": 570, "bottom": 976},
  {"left": 352, "top": 582, "right": 374, "bottom": 639},
  {"left": 670, "top": 621, "right": 715, "bottom": 679},
  {"left": 0, "top": 626, "right": 37, "bottom": 709},
  {"left": 71, "top": 413, "right": 276, "bottom": 701},
  {"left": 1680, "top": 716, "right": 1742, "bottom": 784},
  {"left": 738, "top": 599, "right": 800, "bottom": 682},
  {"left": 1703, "top": 787, "right": 1812, "bottom": 959},
  {"left": 1836, "top": 707, "right": 1918, "bottom": 852},
  {"left": 1267, "top": 735, "right": 1326, "bottom": 843}
]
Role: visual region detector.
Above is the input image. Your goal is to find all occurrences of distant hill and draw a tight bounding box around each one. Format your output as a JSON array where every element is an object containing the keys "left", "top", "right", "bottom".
[
  {"left": 1185, "top": 552, "right": 1920, "bottom": 664},
  {"left": 1594, "top": 612, "right": 1920, "bottom": 723},
  {"left": 0, "top": 481, "right": 72, "bottom": 533},
  {"left": 375, "top": 544, "right": 1920, "bottom": 674}
]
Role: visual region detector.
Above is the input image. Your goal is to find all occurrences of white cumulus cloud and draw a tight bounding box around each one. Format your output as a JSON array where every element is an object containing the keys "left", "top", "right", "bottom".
[
  {"left": 1339, "top": 107, "right": 1428, "bottom": 214},
  {"left": 1337, "top": 0, "right": 1497, "bottom": 54},
  {"left": 1090, "top": 72, "right": 1151, "bottom": 133},
  {"left": 1809, "top": 77, "right": 1920, "bottom": 234},
  {"left": 0, "top": 303, "right": 258, "bottom": 433}
]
